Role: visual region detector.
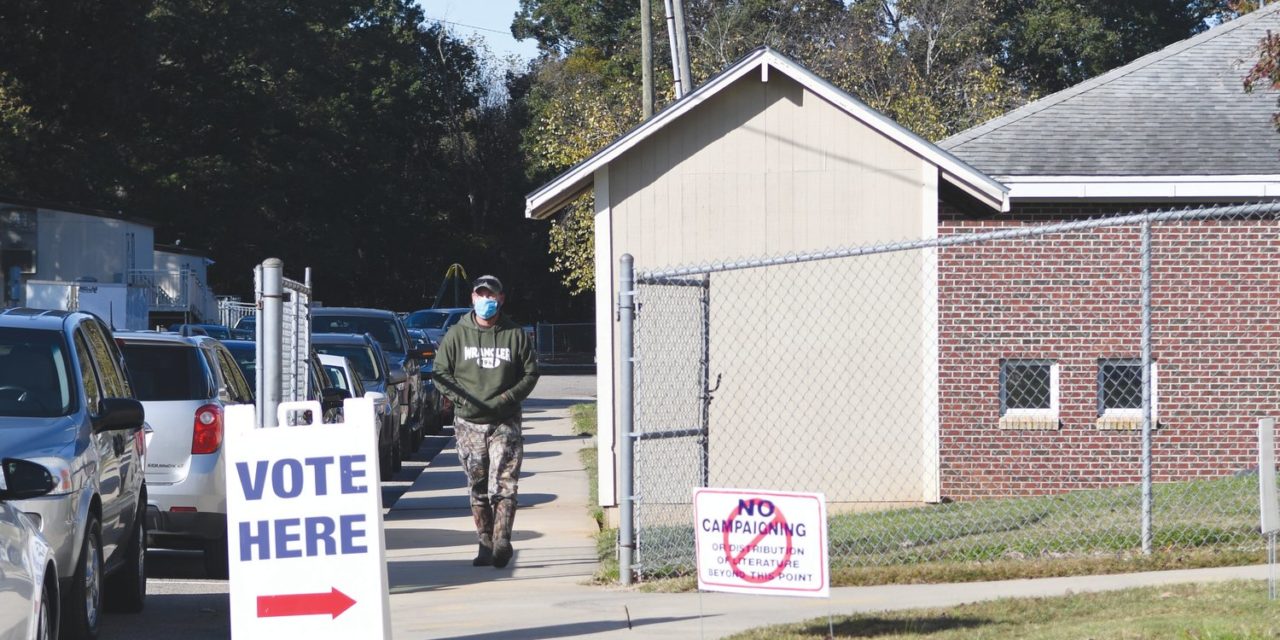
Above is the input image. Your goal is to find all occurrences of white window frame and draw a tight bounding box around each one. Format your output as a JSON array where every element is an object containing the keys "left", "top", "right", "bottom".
[
  {"left": 1098, "top": 358, "right": 1158, "bottom": 423},
  {"left": 999, "top": 359, "right": 1059, "bottom": 420}
]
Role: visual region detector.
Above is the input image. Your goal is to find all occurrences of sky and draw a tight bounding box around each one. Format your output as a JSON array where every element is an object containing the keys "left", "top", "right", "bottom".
[{"left": 416, "top": 0, "right": 539, "bottom": 61}]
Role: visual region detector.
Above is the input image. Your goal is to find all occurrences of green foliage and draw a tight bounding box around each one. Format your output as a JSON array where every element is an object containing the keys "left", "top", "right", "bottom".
[
  {"left": 994, "top": 0, "right": 1232, "bottom": 95},
  {"left": 0, "top": 0, "right": 590, "bottom": 321}
]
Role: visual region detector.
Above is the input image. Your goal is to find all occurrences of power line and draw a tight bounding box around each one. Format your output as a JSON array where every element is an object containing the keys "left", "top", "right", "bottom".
[{"left": 425, "top": 16, "right": 511, "bottom": 37}]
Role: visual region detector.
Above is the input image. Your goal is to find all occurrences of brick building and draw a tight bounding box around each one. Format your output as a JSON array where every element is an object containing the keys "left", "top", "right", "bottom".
[{"left": 935, "top": 5, "right": 1280, "bottom": 499}]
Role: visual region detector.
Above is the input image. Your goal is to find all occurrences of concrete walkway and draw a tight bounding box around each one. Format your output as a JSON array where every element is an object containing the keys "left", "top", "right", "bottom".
[{"left": 386, "top": 376, "right": 1273, "bottom": 639}]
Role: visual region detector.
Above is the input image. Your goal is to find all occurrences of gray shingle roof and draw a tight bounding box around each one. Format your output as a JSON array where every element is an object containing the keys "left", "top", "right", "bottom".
[{"left": 941, "top": 5, "right": 1280, "bottom": 177}]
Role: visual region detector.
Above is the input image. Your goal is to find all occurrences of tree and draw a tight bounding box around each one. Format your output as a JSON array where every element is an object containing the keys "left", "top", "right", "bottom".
[{"left": 994, "top": 0, "right": 1230, "bottom": 95}]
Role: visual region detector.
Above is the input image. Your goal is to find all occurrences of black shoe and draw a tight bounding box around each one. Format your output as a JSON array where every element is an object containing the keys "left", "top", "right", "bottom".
[
  {"left": 473, "top": 535, "right": 494, "bottom": 566},
  {"left": 492, "top": 538, "right": 513, "bottom": 568}
]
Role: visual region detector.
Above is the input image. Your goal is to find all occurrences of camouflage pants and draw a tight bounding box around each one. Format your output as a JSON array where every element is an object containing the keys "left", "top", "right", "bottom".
[{"left": 454, "top": 415, "right": 523, "bottom": 509}]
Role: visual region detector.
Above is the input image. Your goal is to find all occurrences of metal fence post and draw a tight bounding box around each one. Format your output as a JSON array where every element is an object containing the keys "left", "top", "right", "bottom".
[
  {"left": 619, "top": 254, "right": 636, "bottom": 585},
  {"left": 254, "top": 265, "right": 264, "bottom": 427},
  {"left": 262, "top": 258, "right": 284, "bottom": 428},
  {"left": 699, "top": 274, "right": 711, "bottom": 488},
  {"left": 1141, "top": 217, "right": 1153, "bottom": 554}
]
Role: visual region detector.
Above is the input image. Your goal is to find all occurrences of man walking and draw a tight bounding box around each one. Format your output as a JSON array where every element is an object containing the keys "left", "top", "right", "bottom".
[{"left": 433, "top": 275, "right": 539, "bottom": 568}]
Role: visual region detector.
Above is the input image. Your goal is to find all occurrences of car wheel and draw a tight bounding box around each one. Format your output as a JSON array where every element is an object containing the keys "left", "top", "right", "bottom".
[
  {"left": 400, "top": 421, "right": 415, "bottom": 458},
  {"left": 36, "top": 574, "right": 53, "bottom": 640},
  {"left": 64, "top": 514, "right": 102, "bottom": 640},
  {"left": 203, "top": 536, "right": 229, "bottom": 580},
  {"left": 104, "top": 502, "right": 146, "bottom": 613},
  {"left": 410, "top": 419, "right": 423, "bottom": 453},
  {"left": 391, "top": 434, "right": 403, "bottom": 473},
  {"left": 379, "top": 442, "right": 394, "bottom": 482}
]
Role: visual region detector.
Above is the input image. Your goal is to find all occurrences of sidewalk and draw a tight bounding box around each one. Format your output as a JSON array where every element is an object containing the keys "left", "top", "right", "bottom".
[{"left": 385, "top": 377, "right": 1272, "bottom": 639}]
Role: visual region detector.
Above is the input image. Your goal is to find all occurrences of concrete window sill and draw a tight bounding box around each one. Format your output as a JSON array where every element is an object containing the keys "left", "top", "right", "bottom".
[{"left": 998, "top": 415, "right": 1060, "bottom": 431}]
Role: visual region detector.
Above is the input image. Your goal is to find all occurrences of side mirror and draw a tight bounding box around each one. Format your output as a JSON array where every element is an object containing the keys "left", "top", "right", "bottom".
[
  {"left": 0, "top": 459, "right": 56, "bottom": 501},
  {"left": 387, "top": 363, "right": 408, "bottom": 386},
  {"left": 93, "top": 398, "right": 145, "bottom": 432},
  {"left": 363, "top": 390, "right": 386, "bottom": 405},
  {"left": 321, "top": 387, "right": 349, "bottom": 412}
]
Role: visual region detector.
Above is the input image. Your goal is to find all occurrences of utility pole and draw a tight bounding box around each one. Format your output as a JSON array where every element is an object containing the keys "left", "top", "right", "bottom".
[
  {"left": 642, "top": 0, "right": 653, "bottom": 118},
  {"left": 672, "top": 0, "right": 692, "bottom": 98},
  {"left": 662, "top": 0, "right": 684, "bottom": 98}
]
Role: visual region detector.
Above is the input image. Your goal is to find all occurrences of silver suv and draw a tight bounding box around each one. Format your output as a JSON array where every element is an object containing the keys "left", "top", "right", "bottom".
[
  {"left": 115, "top": 332, "right": 253, "bottom": 579},
  {"left": 0, "top": 308, "right": 148, "bottom": 639}
]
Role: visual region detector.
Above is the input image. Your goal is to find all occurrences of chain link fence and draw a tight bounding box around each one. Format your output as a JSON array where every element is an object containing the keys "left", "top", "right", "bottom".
[{"left": 624, "top": 201, "right": 1280, "bottom": 581}]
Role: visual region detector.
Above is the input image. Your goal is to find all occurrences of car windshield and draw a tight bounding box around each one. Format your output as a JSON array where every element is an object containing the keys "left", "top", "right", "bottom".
[
  {"left": 313, "top": 345, "right": 381, "bottom": 382},
  {"left": 405, "top": 310, "right": 453, "bottom": 330},
  {"left": 236, "top": 316, "right": 256, "bottom": 329},
  {"left": 312, "top": 316, "right": 405, "bottom": 353},
  {"left": 121, "top": 344, "right": 214, "bottom": 401},
  {"left": 0, "top": 329, "right": 75, "bottom": 417}
]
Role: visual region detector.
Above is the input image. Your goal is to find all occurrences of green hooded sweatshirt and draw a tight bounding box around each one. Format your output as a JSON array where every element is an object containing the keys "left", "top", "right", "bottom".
[{"left": 432, "top": 312, "right": 539, "bottom": 423}]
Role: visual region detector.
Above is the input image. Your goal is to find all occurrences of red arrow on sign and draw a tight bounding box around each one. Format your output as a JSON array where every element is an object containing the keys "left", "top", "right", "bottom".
[{"left": 257, "top": 587, "right": 356, "bottom": 619}]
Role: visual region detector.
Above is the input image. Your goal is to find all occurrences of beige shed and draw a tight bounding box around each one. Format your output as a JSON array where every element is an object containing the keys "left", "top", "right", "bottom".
[{"left": 526, "top": 47, "right": 1008, "bottom": 513}]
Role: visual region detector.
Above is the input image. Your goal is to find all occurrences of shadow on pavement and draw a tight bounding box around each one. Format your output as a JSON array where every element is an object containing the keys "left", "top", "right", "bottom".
[
  {"left": 100, "top": 591, "right": 230, "bottom": 640},
  {"left": 387, "top": 553, "right": 600, "bottom": 594},
  {"left": 385, "top": 492, "right": 560, "bottom": 517},
  {"left": 383, "top": 527, "right": 544, "bottom": 550},
  {"left": 523, "top": 432, "right": 591, "bottom": 445}
]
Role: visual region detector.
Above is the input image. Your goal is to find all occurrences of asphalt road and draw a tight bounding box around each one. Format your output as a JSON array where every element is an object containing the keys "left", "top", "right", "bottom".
[{"left": 98, "top": 373, "right": 594, "bottom": 640}]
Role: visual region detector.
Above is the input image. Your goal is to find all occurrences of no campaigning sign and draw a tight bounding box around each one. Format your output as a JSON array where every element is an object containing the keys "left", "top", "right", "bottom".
[{"left": 693, "top": 488, "right": 829, "bottom": 598}]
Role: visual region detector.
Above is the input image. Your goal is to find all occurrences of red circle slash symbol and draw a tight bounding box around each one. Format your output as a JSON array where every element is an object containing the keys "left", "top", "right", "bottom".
[{"left": 722, "top": 501, "right": 794, "bottom": 584}]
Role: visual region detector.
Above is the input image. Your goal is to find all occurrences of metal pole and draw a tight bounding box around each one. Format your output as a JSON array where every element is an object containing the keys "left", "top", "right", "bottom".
[
  {"left": 699, "top": 274, "right": 710, "bottom": 488},
  {"left": 262, "top": 258, "right": 284, "bottom": 428},
  {"left": 672, "top": 0, "right": 692, "bottom": 96},
  {"left": 641, "top": 0, "right": 654, "bottom": 118},
  {"left": 254, "top": 264, "right": 264, "bottom": 428},
  {"left": 618, "top": 254, "right": 636, "bottom": 585},
  {"left": 1140, "top": 218, "right": 1153, "bottom": 554},
  {"left": 662, "top": 0, "right": 683, "bottom": 98}
]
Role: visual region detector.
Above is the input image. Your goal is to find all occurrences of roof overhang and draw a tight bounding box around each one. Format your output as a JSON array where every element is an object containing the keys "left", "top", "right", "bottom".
[
  {"left": 526, "top": 48, "right": 1010, "bottom": 220},
  {"left": 1001, "top": 175, "right": 1280, "bottom": 201}
]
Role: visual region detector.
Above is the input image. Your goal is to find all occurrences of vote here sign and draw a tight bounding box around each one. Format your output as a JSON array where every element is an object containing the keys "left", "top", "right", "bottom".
[
  {"left": 693, "top": 488, "right": 829, "bottom": 598},
  {"left": 224, "top": 400, "right": 391, "bottom": 639}
]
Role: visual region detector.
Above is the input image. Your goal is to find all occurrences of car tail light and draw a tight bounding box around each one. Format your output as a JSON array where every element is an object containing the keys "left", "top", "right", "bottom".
[{"left": 192, "top": 404, "right": 223, "bottom": 454}]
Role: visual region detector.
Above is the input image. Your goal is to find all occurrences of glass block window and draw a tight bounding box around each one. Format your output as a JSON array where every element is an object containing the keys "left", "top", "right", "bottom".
[{"left": 1000, "top": 359, "right": 1058, "bottom": 417}]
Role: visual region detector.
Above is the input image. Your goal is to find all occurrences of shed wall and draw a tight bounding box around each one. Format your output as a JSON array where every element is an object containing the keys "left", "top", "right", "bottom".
[{"left": 607, "top": 72, "right": 937, "bottom": 505}]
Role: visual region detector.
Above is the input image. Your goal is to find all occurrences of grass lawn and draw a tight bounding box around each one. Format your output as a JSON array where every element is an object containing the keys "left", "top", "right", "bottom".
[
  {"left": 726, "top": 581, "right": 1280, "bottom": 639},
  {"left": 569, "top": 402, "right": 621, "bottom": 583}
]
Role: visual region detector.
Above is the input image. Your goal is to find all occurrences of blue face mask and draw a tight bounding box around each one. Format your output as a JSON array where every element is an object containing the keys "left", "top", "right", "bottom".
[{"left": 474, "top": 297, "right": 500, "bottom": 320}]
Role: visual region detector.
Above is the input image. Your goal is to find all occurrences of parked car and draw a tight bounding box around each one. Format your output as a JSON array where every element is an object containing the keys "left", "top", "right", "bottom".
[
  {"left": 404, "top": 307, "right": 469, "bottom": 346},
  {"left": 221, "top": 339, "right": 257, "bottom": 385},
  {"left": 115, "top": 331, "right": 254, "bottom": 579},
  {"left": 406, "top": 328, "right": 447, "bottom": 433},
  {"left": 0, "top": 307, "right": 148, "bottom": 639},
  {"left": 0, "top": 458, "right": 61, "bottom": 640},
  {"left": 312, "top": 333, "right": 406, "bottom": 480},
  {"left": 311, "top": 308, "right": 424, "bottom": 449},
  {"left": 167, "top": 323, "right": 233, "bottom": 340},
  {"left": 318, "top": 353, "right": 396, "bottom": 460},
  {"left": 231, "top": 315, "right": 256, "bottom": 340}
]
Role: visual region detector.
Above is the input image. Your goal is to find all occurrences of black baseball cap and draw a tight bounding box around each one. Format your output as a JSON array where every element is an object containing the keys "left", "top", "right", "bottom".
[{"left": 472, "top": 275, "right": 503, "bottom": 294}]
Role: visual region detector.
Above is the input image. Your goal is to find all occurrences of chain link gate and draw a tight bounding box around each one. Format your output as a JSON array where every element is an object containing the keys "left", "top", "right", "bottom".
[{"left": 623, "top": 201, "right": 1280, "bottom": 582}]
